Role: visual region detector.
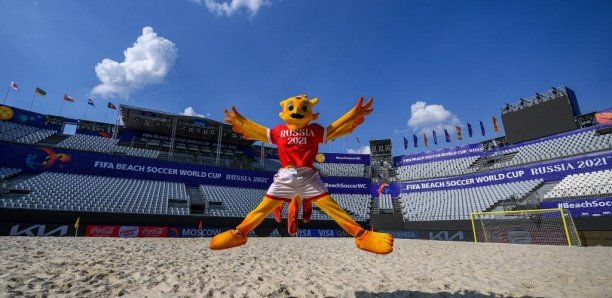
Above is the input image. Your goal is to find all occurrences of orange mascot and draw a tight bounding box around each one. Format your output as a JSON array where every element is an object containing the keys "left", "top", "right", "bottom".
[{"left": 210, "top": 95, "right": 393, "bottom": 254}]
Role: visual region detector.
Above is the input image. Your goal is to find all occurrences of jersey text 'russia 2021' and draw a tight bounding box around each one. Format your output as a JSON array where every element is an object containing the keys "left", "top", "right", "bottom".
[{"left": 268, "top": 123, "right": 325, "bottom": 168}]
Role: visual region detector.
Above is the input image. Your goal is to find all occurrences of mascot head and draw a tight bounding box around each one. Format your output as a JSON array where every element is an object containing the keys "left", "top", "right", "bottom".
[{"left": 279, "top": 94, "right": 319, "bottom": 129}]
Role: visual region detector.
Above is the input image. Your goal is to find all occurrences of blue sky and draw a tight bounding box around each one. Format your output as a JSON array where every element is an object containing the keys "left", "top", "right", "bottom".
[{"left": 1, "top": 0, "right": 611, "bottom": 156}]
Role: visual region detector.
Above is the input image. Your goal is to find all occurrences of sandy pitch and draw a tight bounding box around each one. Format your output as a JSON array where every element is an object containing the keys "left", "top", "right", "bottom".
[{"left": 0, "top": 237, "right": 611, "bottom": 297}]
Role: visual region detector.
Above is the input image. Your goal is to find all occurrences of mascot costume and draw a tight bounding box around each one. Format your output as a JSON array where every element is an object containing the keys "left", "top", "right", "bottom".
[{"left": 210, "top": 95, "right": 394, "bottom": 254}]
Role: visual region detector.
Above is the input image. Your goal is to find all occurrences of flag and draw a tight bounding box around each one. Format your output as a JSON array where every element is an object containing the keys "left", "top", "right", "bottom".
[
  {"left": 413, "top": 134, "right": 418, "bottom": 148},
  {"left": 595, "top": 111, "right": 612, "bottom": 125},
  {"left": 74, "top": 217, "right": 80, "bottom": 230},
  {"left": 403, "top": 137, "right": 408, "bottom": 150},
  {"left": 492, "top": 116, "right": 500, "bottom": 132},
  {"left": 63, "top": 94, "right": 75, "bottom": 102},
  {"left": 423, "top": 132, "right": 428, "bottom": 147},
  {"left": 455, "top": 126, "right": 463, "bottom": 140},
  {"left": 480, "top": 121, "right": 485, "bottom": 136},
  {"left": 356, "top": 137, "right": 360, "bottom": 144},
  {"left": 432, "top": 130, "right": 438, "bottom": 145},
  {"left": 10, "top": 81, "right": 19, "bottom": 91},
  {"left": 107, "top": 102, "right": 117, "bottom": 110},
  {"left": 88, "top": 98, "right": 95, "bottom": 107},
  {"left": 444, "top": 129, "right": 451, "bottom": 142},
  {"left": 35, "top": 87, "right": 46, "bottom": 96},
  {"left": 467, "top": 123, "right": 473, "bottom": 138}
]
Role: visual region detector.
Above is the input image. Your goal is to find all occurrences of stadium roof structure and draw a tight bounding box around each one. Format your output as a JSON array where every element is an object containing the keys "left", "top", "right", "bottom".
[{"left": 119, "top": 104, "right": 253, "bottom": 146}]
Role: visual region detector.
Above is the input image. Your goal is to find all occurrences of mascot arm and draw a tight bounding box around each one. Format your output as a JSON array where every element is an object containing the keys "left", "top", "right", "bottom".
[
  {"left": 325, "top": 96, "right": 373, "bottom": 142},
  {"left": 224, "top": 106, "right": 269, "bottom": 143}
]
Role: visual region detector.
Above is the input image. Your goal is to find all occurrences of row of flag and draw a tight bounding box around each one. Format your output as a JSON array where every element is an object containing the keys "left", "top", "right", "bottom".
[
  {"left": 403, "top": 118, "right": 501, "bottom": 150},
  {"left": 5, "top": 81, "right": 117, "bottom": 110}
]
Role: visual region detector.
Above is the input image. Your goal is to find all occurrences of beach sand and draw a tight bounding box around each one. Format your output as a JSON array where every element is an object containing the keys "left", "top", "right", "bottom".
[{"left": 0, "top": 237, "right": 611, "bottom": 297}]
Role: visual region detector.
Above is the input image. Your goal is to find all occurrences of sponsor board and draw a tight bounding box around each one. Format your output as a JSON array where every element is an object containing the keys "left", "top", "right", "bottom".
[
  {"left": 0, "top": 141, "right": 370, "bottom": 193},
  {"left": 428, "top": 231, "right": 466, "bottom": 241},
  {"left": 86, "top": 225, "right": 119, "bottom": 237},
  {"left": 6, "top": 224, "right": 70, "bottom": 237},
  {"left": 380, "top": 230, "right": 419, "bottom": 239},
  {"left": 86, "top": 225, "right": 169, "bottom": 237},
  {"left": 401, "top": 152, "right": 612, "bottom": 192},
  {"left": 541, "top": 198, "right": 612, "bottom": 217},
  {"left": 118, "top": 226, "right": 139, "bottom": 238}
]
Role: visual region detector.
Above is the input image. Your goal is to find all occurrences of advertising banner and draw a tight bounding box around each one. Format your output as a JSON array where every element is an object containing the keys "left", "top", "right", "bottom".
[
  {"left": 1, "top": 223, "right": 72, "bottom": 237},
  {"left": 314, "top": 152, "right": 370, "bottom": 165},
  {"left": 400, "top": 151, "right": 612, "bottom": 192},
  {"left": 540, "top": 198, "right": 612, "bottom": 217},
  {"left": 370, "top": 181, "right": 401, "bottom": 197},
  {"left": 0, "top": 141, "right": 370, "bottom": 194},
  {"left": 86, "top": 225, "right": 169, "bottom": 237},
  {"left": 394, "top": 143, "right": 484, "bottom": 167}
]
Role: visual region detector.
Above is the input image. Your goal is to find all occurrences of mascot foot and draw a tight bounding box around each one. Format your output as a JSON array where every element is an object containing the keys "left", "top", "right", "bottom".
[
  {"left": 210, "top": 230, "right": 247, "bottom": 250},
  {"left": 355, "top": 231, "right": 394, "bottom": 254}
]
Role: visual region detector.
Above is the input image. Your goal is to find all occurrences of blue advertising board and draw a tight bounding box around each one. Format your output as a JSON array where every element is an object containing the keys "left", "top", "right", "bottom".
[
  {"left": 166, "top": 227, "right": 350, "bottom": 238},
  {"left": 394, "top": 143, "right": 484, "bottom": 167},
  {"left": 314, "top": 152, "right": 370, "bottom": 165},
  {"left": 541, "top": 198, "right": 612, "bottom": 217},
  {"left": 400, "top": 151, "right": 612, "bottom": 192},
  {"left": 0, "top": 141, "right": 370, "bottom": 194}
]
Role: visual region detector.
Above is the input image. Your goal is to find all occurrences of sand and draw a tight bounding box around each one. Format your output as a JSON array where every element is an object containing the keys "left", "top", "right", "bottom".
[{"left": 0, "top": 237, "right": 611, "bottom": 298}]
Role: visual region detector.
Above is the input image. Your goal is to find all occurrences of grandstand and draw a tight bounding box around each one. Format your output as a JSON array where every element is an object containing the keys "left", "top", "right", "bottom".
[{"left": 0, "top": 86, "right": 611, "bottom": 243}]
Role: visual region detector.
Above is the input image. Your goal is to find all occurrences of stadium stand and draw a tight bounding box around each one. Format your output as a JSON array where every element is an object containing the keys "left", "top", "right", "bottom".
[
  {"left": 488, "top": 128, "right": 612, "bottom": 169},
  {"left": 0, "top": 121, "right": 56, "bottom": 144},
  {"left": 396, "top": 126, "right": 612, "bottom": 181},
  {"left": 399, "top": 179, "right": 544, "bottom": 221},
  {"left": 315, "top": 162, "right": 367, "bottom": 177},
  {"left": 2, "top": 172, "right": 189, "bottom": 215},
  {"left": 544, "top": 169, "right": 612, "bottom": 199},
  {"left": 0, "top": 167, "right": 22, "bottom": 180},
  {"left": 396, "top": 156, "right": 480, "bottom": 181},
  {"left": 57, "top": 133, "right": 119, "bottom": 153}
]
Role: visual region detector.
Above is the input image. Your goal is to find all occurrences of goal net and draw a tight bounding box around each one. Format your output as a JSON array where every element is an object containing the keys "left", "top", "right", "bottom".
[{"left": 470, "top": 208, "right": 581, "bottom": 246}]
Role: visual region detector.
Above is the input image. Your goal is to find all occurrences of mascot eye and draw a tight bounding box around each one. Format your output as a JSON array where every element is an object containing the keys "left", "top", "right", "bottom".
[
  {"left": 287, "top": 104, "right": 294, "bottom": 111},
  {"left": 301, "top": 104, "right": 309, "bottom": 112}
]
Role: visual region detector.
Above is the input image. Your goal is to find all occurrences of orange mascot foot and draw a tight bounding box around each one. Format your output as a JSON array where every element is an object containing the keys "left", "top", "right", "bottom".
[
  {"left": 355, "top": 231, "right": 394, "bottom": 254},
  {"left": 209, "top": 230, "right": 247, "bottom": 250}
]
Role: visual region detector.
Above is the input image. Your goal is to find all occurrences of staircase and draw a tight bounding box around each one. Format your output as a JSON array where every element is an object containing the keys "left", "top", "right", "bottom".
[
  {"left": 35, "top": 133, "right": 70, "bottom": 146},
  {"left": 468, "top": 151, "right": 518, "bottom": 171}
]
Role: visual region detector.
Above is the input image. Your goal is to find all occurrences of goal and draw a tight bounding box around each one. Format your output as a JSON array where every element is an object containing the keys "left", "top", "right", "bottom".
[{"left": 470, "top": 208, "right": 581, "bottom": 246}]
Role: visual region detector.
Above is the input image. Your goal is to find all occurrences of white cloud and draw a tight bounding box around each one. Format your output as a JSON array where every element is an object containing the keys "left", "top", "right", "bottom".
[
  {"left": 407, "top": 101, "right": 461, "bottom": 133},
  {"left": 192, "top": 0, "right": 270, "bottom": 16},
  {"left": 92, "top": 26, "right": 178, "bottom": 99},
  {"left": 347, "top": 145, "right": 371, "bottom": 155},
  {"left": 181, "top": 106, "right": 209, "bottom": 118}
]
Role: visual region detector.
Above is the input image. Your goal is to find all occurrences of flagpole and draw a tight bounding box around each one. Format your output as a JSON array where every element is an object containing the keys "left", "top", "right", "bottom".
[
  {"left": 29, "top": 90, "right": 37, "bottom": 111},
  {"left": 2, "top": 86, "right": 10, "bottom": 105},
  {"left": 59, "top": 98, "right": 65, "bottom": 116}
]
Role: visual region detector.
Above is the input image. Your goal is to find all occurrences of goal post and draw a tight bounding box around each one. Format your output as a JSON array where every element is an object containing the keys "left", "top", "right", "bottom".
[{"left": 470, "top": 208, "right": 581, "bottom": 246}]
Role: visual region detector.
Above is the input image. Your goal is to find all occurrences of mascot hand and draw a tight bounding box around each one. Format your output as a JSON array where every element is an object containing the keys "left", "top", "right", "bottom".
[
  {"left": 347, "top": 96, "right": 374, "bottom": 129},
  {"left": 327, "top": 96, "right": 374, "bottom": 141},
  {"left": 224, "top": 106, "right": 249, "bottom": 136},
  {"left": 355, "top": 230, "right": 394, "bottom": 254},
  {"left": 210, "top": 230, "right": 247, "bottom": 250}
]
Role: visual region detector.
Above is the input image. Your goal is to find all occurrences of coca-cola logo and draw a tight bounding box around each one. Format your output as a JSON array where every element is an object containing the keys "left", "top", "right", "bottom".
[
  {"left": 119, "top": 226, "right": 139, "bottom": 238},
  {"left": 89, "top": 226, "right": 116, "bottom": 237},
  {"left": 141, "top": 227, "right": 166, "bottom": 237}
]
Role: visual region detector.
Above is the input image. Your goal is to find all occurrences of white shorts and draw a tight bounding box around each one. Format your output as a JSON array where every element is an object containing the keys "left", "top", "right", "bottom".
[{"left": 265, "top": 167, "right": 329, "bottom": 201}]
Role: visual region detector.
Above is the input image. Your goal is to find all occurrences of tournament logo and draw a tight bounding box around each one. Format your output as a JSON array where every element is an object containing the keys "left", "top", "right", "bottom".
[
  {"left": 377, "top": 182, "right": 391, "bottom": 194},
  {"left": 0, "top": 106, "right": 14, "bottom": 120},
  {"left": 25, "top": 147, "right": 71, "bottom": 170},
  {"left": 315, "top": 153, "right": 326, "bottom": 163}
]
